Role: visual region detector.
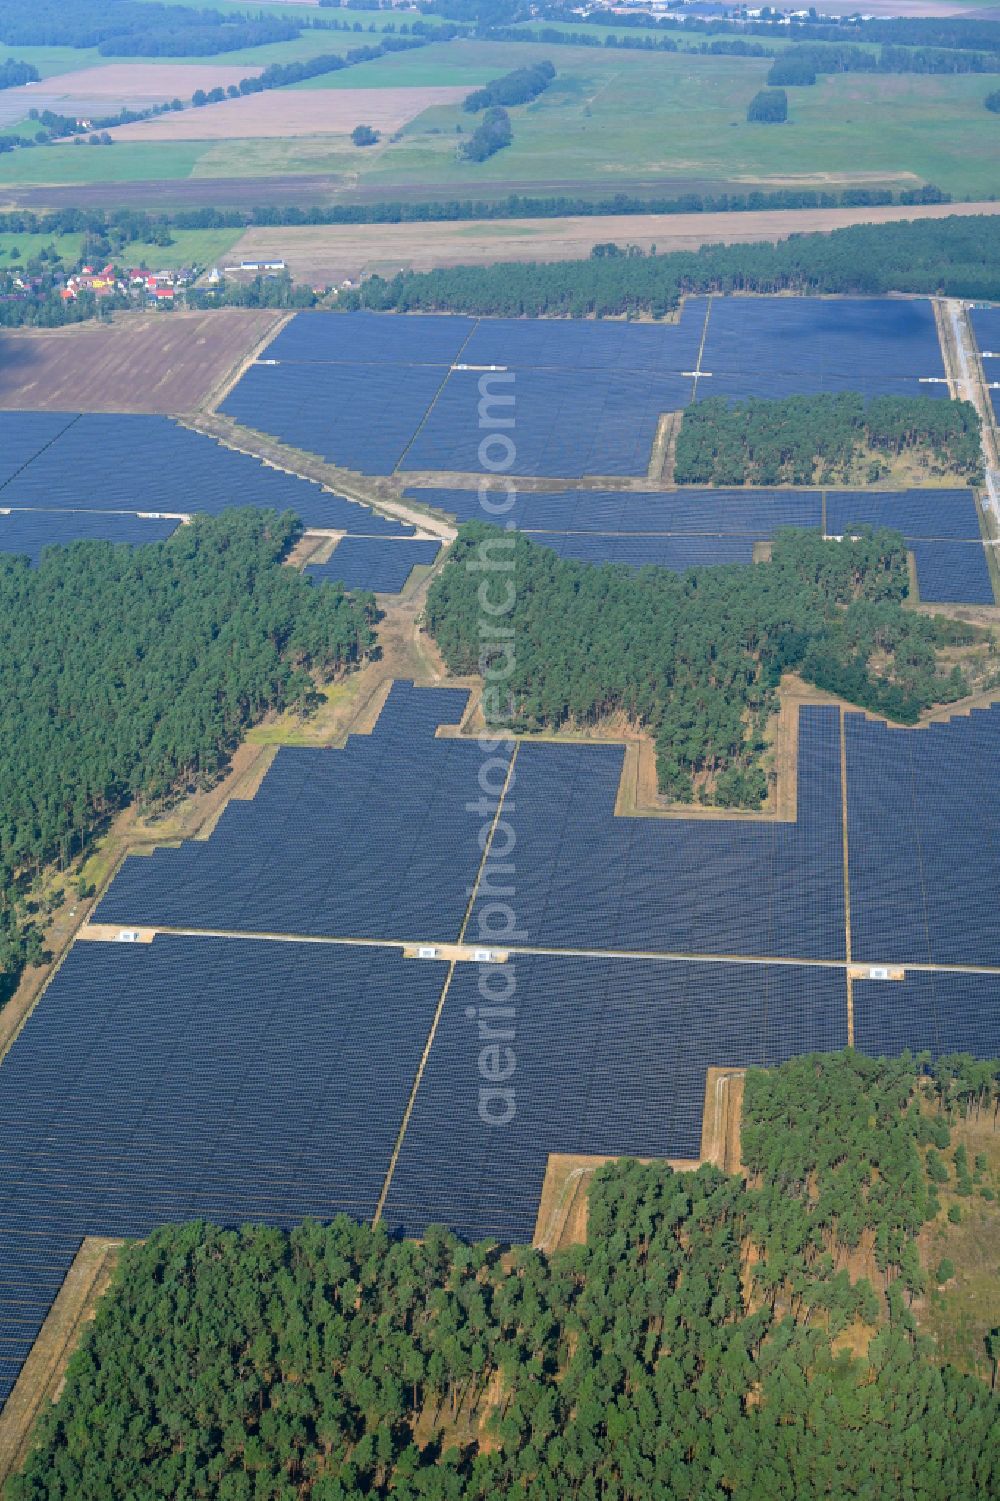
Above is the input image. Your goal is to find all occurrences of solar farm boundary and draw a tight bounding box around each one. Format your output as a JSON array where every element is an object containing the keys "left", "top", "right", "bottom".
[
  {"left": 195, "top": 308, "right": 296, "bottom": 419},
  {"left": 0, "top": 1238, "right": 122, "bottom": 1493},
  {"left": 840, "top": 708, "right": 855, "bottom": 1048},
  {"left": 372, "top": 741, "right": 520, "bottom": 1227},
  {"left": 189, "top": 410, "right": 456, "bottom": 542}
]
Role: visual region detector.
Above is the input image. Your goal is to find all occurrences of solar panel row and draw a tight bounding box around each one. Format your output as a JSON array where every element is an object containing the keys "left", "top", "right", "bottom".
[
  {"left": 528, "top": 532, "right": 755, "bottom": 570},
  {"left": 0, "top": 414, "right": 406, "bottom": 535},
  {"left": 909, "top": 540, "right": 995, "bottom": 605},
  {"left": 970, "top": 306, "right": 1000, "bottom": 363},
  {"left": 846, "top": 706, "right": 1000, "bottom": 968},
  {"left": 385, "top": 957, "right": 847, "bottom": 1243},
  {"left": 854, "top": 970, "right": 1000, "bottom": 1062},
  {"left": 0, "top": 412, "right": 78, "bottom": 488},
  {"left": 0, "top": 935, "right": 447, "bottom": 1400},
  {"left": 405, "top": 486, "right": 823, "bottom": 535},
  {"left": 0, "top": 510, "right": 180, "bottom": 565},
  {"left": 96, "top": 682, "right": 497, "bottom": 943},
  {"left": 306, "top": 537, "right": 441, "bottom": 594},
  {"left": 698, "top": 297, "right": 946, "bottom": 401}
]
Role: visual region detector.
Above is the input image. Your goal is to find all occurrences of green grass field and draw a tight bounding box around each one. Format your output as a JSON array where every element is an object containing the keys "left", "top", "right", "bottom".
[
  {"left": 0, "top": 39, "right": 997, "bottom": 198},
  {"left": 0, "top": 225, "right": 239, "bottom": 269},
  {"left": 0, "top": 44, "right": 104, "bottom": 80}
]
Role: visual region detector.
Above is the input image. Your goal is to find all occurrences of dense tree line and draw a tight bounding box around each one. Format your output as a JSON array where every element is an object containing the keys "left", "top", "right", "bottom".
[
  {"left": 675, "top": 392, "right": 983, "bottom": 486},
  {"left": 0, "top": 1, "right": 299, "bottom": 55},
  {"left": 574, "top": 7, "right": 1000, "bottom": 55},
  {"left": 428, "top": 523, "right": 983, "bottom": 806},
  {"left": 0, "top": 56, "right": 37, "bottom": 89},
  {"left": 463, "top": 59, "right": 554, "bottom": 112},
  {"left": 9, "top": 1052, "right": 999, "bottom": 1500},
  {"left": 747, "top": 87, "right": 787, "bottom": 123},
  {"left": 0, "top": 181, "right": 953, "bottom": 242},
  {"left": 0, "top": 511, "right": 375, "bottom": 1002},
  {"left": 768, "top": 40, "right": 1000, "bottom": 85},
  {"left": 187, "top": 271, "right": 317, "bottom": 309},
  {"left": 340, "top": 215, "right": 1000, "bottom": 317}
]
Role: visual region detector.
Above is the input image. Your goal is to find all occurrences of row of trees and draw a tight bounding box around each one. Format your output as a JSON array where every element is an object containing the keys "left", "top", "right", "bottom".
[
  {"left": 0, "top": 510, "right": 376, "bottom": 1001},
  {"left": 428, "top": 523, "right": 985, "bottom": 806},
  {"left": 675, "top": 392, "right": 983, "bottom": 487},
  {"left": 341, "top": 215, "right": 1000, "bottom": 317},
  {"left": 463, "top": 59, "right": 554, "bottom": 112},
  {"left": 769, "top": 40, "right": 1000, "bottom": 85},
  {"left": 10, "top": 1052, "right": 999, "bottom": 1499}
]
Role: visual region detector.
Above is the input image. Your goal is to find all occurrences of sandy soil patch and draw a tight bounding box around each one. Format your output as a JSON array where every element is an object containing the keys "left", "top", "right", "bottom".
[
  {"left": 0, "top": 308, "right": 286, "bottom": 413},
  {"left": 228, "top": 200, "right": 1000, "bottom": 286},
  {"left": 109, "top": 86, "right": 468, "bottom": 141}
]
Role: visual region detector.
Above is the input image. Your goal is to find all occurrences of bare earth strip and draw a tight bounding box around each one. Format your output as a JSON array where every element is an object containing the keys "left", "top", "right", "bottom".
[
  {"left": 0, "top": 309, "right": 288, "bottom": 413},
  {"left": 228, "top": 201, "right": 1000, "bottom": 285},
  {"left": 109, "top": 87, "right": 470, "bottom": 141}
]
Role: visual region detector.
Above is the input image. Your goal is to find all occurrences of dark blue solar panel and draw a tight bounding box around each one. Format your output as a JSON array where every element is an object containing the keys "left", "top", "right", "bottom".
[
  {"left": 401, "top": 368, "right": 694, "bottom": 479},
  {"left": 846, "top": 706, "right": 1000, "bottom": 967},
  {"left": 221, "top": 361, "right": 447, "bottom": 477},
  {"left": 855, "top": 970, "right": 1000, "bottom": 1062},
  {"left": 826, "top": 488, "right": 980, "bottom": 540},
  {"left": 0, "top": 415, "right": 403, "bottom": 534},
  {"left": 699, "top": 296, "right": 945, "bottom": 400},
  {"left": 405, "top": 486, "right": 821, "bottom": 535},
  {"left": 306, "top": 537, "right": 440, "bottom": 594},
  {"left": 262, "top": 310, "right": 477, "bottom": 367},
  {"left": 0, "top": 934, "right": 446, "bottom": 1399},
  {"left": 970, "top": 306, "right": 1000, "bottom": 363},
  {"left": 0, "top": 509, "right": 179, "bottom": 563},
  {"left": 385, "top": 956, "right": 846, "bottom": 1243},
  {"left": 530, "top": 532, "right": 755, "bottom": 571},
  {"left": 467, "top": 705, "right": 844, "bottom": 961},
  {"left": 96, "top": 681, "right": 501, "bottom": 944},
  {"left": 0, "top": 412, "right": 78, "bottom": 486},
  {"left": 911, "top": 540, "right": 994, "bottom": 604},
  {"left": 459, "top": 300, "right": 709, "bottom": 374}
]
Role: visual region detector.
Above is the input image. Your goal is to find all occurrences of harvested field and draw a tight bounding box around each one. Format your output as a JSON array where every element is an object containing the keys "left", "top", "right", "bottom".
[
  {"left": 0, "top": 310, "right": 286, "bottom": 414},
  {"left": 229, "top": 201, "right": 1000, "bottom": 285},
  {"left": 109, "top": 87, "right": 469, "bottom": 142},
  {"left": 0, "top": 64, "right": 264, "bottom": 126}
]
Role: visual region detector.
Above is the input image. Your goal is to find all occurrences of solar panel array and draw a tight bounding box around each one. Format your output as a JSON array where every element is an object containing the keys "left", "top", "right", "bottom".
[
  {"left": 846, "top": 706, "right": 1000, "bottom": 967},
  {"left": 385, "top": 957, "right": 847, "bottom": 1244},
  {"left": 96, "top": 682, "right": 500, "bottom": 944},
  {"left": 410, "top": 483, "right": 989, "bottom": 597},
  {"left": 698, "top": 297, "right": 946, "bottom": 401},
  {"left": 306, "top": 537, "right": 441, "bottom": 594},
  {"left": 909, "top": 540, "right": 994, "bottom": 604},
  {"left": 825, "top": 487, "right": 980, "bottom": 540},
  {"left": 220, "top": 300, "right": 949, "bottom": 480},
  {"left": 0, "top": 509, "right": 180, "bottom": 564},
  {"left": 0, "top": 935, "right": 445, "bottom": 1401},
  {"left": 0, "top": 412, "right": 77, "bottom": 487},
  {"left": 407, "top": 486, "right": 822, "bottom": 535},
  {"left": 0, "top": 414, "right": 404, "bottom": 534},
  {"left": 972, "top": 308, "right": 1000, "bottom": 425},
  {"left": 468, "top": 706, "right": 844, "bottom": 960},
  {"left": 854, "top": 970, "right": 1000, "bottom": 1062}
]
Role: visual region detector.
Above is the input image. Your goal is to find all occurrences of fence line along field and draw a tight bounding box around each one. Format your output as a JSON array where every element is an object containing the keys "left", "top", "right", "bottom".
[
  {"left": 108, "top": 87, "right": 472, "bottom": 142},
  {"left": 0, "top": 310, "right": 288, "bottom": 414},
  {"left": 231, "top": 201, "right": 1000, "bottom": 287}
]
